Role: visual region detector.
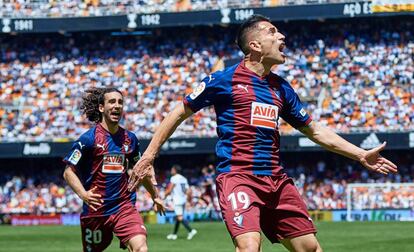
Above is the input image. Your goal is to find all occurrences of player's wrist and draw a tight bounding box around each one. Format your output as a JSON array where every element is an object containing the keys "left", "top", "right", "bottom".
[
  {"left": 142, "top": 152, "right": 156, "bottom": 161},
  {"left": 356, "top": 149, "right": 368, "bottom": 163},
  {"left": 79, "top": 191, "right": 88, "bottom": 201}
]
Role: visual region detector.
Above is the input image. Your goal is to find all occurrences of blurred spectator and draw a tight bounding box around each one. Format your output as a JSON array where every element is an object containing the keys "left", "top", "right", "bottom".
[
  {"left": 0, "top": 18, "right": 412, "bottom": 142},
  {"left": 0, "top": 0, "right": 358, "bottom": 18},
  {"left": 1, "top": 155, "right": 413, "bottom": 214}
]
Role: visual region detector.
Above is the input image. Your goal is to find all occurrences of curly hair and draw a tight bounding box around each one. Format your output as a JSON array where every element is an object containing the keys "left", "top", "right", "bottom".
[{"left": 80, "top": 87, "right": 123, "bottom": 123}]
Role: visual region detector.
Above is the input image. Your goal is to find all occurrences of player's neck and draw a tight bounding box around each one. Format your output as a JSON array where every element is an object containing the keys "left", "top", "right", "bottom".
[
  {"left": 244, "top": 56, "right": 272, "bottom": 77},
  {"left": 99, "top": 120, "right": 119, "bottom": 135}
]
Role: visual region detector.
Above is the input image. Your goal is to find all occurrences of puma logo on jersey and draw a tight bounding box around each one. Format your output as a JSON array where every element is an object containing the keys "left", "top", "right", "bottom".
[
  {"left": 237, "top": 84, "right": 249, "bottom": 93},
  {"left": 77, "top": 142, "right": 85, "bottom": 149},
  {"left": 102, "top": 154, "right": 125, "bottom": 173},
  {"left": 96, "top": 143, "right": 105, "bottom": 150},
  {"left": 250, "top": 102, "right": 279, "bottom": 129}
]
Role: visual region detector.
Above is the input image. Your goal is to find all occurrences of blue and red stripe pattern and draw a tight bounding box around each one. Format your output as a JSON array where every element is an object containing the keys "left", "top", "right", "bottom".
[
  {"left": 63, "top": 123, "right": 140, "bottom": 217},
  {"left": 184, "top": 61, "right": 312, "bottom": 176}
]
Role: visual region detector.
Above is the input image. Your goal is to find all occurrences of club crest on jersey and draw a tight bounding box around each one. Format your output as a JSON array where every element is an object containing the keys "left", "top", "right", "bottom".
[
  {"left": 68, "top": 149, "right": 82, "bottom": 165},
  {"left": 233, "top": 214, "right": 243, "bottom": 227},
  {"left": 190, "top": 82, "right": 206, "bottom": 99},
  {"left": 102, "top": 154, "right": 125, "bottom": 173},
  {"left": 250, "top": 102, "right": 279, "bottom": 129}
]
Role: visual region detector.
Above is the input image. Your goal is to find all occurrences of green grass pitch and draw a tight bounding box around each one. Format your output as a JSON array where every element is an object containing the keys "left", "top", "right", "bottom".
[{"left": 1, "top": 221, "right": 413, "bottom": 252}]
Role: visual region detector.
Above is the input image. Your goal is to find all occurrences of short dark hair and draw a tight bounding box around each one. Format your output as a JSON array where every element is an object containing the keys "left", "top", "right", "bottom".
[
  {"left": 236, "top": 14, "right": 271, "bottom": 55},
  {"left": 172, "top": 164, "right": 182, "bottom": 173},
  {"left": 80, "top": 87, "right": 123, "bottom": 123}
]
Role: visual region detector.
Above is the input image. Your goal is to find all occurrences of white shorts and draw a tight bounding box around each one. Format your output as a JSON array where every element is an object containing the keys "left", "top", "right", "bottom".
[{"left": 174, "top": 204, "right": 185, "bottom": 216}]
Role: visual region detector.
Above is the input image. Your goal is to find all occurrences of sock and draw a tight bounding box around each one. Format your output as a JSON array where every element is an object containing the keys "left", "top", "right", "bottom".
[
  {"left": 182, "top": 219, "right": 192, "bottom": 232},
  {"left": 173, "top": 220, "right": 180, "bottom": 234}
]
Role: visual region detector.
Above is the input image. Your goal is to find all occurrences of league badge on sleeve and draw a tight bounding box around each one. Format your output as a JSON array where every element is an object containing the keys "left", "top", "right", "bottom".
[
  {"left": 68, "top": 149, "right": 82, "bottom": 165},
  {"left": 190, "top": 82, "right": 206, "bottom": 99},
  {"left": 300, "top": 108, "right": 307, "bottom": 117}
]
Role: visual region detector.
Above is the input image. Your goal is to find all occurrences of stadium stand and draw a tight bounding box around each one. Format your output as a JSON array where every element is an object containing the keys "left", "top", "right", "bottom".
[
  {"left": 0, "top": 0, "right": 358, "bottom": 18},
  {"left": 0, "top": 17, "right": 412, "bottom": 142}
]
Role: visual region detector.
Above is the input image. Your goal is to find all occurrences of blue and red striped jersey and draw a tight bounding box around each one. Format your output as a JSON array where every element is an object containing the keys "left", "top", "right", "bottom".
[
  {"left": 63, "top": 123, "right": 140, "bottom": 217},
  {"left": 184, "top": 61, "right": 312, "bottom": 176}
]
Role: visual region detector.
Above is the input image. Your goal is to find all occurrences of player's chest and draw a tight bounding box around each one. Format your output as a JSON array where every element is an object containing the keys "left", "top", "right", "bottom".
[
  {"left": 224, "top": 82, "right": 283, "bottom": 129},
  {"left": 93, "top": 138, "right": 133, "bottom": 174},
  {"left": 229, "top": 81, "right": 282, "bottom": 108}
]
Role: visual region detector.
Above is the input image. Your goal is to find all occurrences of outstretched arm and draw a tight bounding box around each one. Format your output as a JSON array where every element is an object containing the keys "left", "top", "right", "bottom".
[
  {"left": 128, "top": 103, "right": 194, "bottom": 191},
  {"left": 298, "top": 122, "right": 398, "bottom": 175},
  {"left": 164, "top": 183, "right": 174, "bottom": 198}
]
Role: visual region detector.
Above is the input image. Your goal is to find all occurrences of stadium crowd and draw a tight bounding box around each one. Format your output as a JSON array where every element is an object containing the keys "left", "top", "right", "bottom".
[
  {"left": 1, "top": 155, "right": 413, "bottom": 214},
  {"left": 0, "top": 18, "right": 412, "bottom": 142},
  {"left": 0, "top": 0, "right": 349, "bottom": 18}
]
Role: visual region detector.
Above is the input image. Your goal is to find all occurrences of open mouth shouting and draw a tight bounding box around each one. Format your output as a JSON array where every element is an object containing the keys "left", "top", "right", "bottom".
[
  {"left": 279, "top": 43, "right": 287, "bottom": 58},
  {"left": 110, "top": 110, "right": 122, "bottom": 120}
]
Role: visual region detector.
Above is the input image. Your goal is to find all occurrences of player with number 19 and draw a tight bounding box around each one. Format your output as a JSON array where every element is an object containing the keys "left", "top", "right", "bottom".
[{"left": 129, "top": 15, "right": 397, "bottom": 252}]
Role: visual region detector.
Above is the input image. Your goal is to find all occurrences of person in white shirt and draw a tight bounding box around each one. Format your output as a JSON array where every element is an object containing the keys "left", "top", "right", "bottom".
[{"left": 164, "top": 165, "right": 197, "bottom": 240}]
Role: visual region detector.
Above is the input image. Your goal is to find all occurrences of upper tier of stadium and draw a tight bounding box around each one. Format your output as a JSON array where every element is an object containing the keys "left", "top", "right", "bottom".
[
  {"left": 0, "top": 17, "right": 412, "bottom": 142},
  {"left": 1, "top": 0, "right": 361, "bottom": 18}
]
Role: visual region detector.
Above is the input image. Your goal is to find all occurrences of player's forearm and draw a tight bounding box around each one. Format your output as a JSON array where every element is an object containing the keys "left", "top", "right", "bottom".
[
  {"left": 299, "top": 122, "right": 366, "bottom": 161},
  {"left": 142, "top": 176, "right": 159, "bottom": 199},
  {"left": 164, "top": 184, "right": 173, "bottom": 197},
  {"left": 63, "top": 167, "right": 88, "bottom": 200},
  {"left": 143, "top": 103, "right": 193, "bottom": 159}
]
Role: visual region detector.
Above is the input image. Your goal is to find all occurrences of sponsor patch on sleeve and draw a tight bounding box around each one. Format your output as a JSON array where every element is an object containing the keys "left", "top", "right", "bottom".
[
  {"left": 68, "top": 149, "right": 82, "bottom": 165},
  {"left": 189, "top": 82, "right": 206, "bottom": 99}
]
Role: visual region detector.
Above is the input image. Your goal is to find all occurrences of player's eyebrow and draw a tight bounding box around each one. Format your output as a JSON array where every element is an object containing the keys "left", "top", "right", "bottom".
[
  {"left": 107, "top": 98, "right": 123, "bottom": 103},
  {"left": 269, "top": 27, "right": 277, "bottom": 34}
]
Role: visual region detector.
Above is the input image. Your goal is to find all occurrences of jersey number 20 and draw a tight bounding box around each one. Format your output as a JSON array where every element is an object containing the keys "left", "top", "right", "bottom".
[{"left": 85, "top": 228, "right": 102, "bottom": 244}]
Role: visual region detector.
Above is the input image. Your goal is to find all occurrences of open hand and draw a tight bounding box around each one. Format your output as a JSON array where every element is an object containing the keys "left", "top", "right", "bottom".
[
  {"left": 360, "top": 142, "right": 398, "bottom": 175},
  {"left": 128, "top": 155, "right": 154, "bottom": 191}
]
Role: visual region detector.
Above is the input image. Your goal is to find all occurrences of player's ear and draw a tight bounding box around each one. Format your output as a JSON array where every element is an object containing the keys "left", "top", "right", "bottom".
[
  {"left": 98, "top": 103, "right": 104, "bottom": 113},
  {"left": 248, "top": 40, "right": 261, "bottom": 54}
]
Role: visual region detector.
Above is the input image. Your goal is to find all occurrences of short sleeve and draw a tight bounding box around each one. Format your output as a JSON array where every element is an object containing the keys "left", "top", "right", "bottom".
[
  {"left": 185, "top": 178, "right": 189, "bottom": 190},
  {"left": 280, "top": 82, "right": 312, "bottom": 129},
  {"left": 128, "top": 133, "right": 141, "bottom": 166},
  {"left": 63, "top": 131, "right": 94, "bottom": 171},
  {"left": 183, "top": 72, "right": 222, "bottom": 113}
]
